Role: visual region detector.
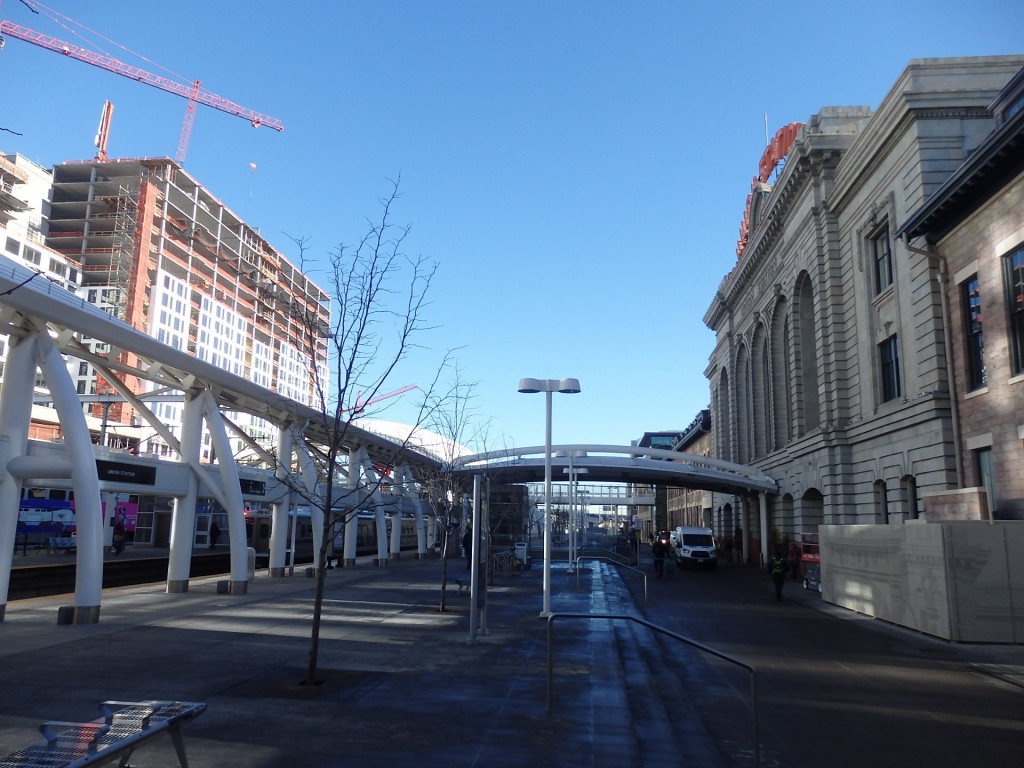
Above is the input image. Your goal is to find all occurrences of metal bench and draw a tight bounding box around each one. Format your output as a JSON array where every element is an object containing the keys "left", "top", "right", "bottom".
[
  {"left": 47, "top": 536, "right": 77, "bottom": 554},
  {"left": 0, "top": 700, "right": 206, "bottom": 768}
]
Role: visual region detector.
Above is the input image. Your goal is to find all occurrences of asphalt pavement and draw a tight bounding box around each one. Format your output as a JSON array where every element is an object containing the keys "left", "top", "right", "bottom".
[{"left": 0, "top": 550, "right": 1020, "bottom": 767}]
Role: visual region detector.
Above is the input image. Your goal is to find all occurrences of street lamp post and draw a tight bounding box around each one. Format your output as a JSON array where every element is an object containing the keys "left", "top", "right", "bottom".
[
  {"left": 562, "top": 460, "right": 587, "bottom": 572},
  {"left": 518, "top": 377, "right": 580, "bottom": 616}
]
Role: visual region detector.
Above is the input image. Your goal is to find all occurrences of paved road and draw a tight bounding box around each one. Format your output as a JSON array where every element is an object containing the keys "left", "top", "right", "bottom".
[{"left": 625, "top": 559, "right": 1024, "bottom": 768}]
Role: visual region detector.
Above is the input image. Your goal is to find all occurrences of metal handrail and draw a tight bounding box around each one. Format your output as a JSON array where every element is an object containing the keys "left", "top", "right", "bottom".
[
  {"left": 575, "top": 556, "right": 647, "bottom": 603},
  {"left": 576, "top": 545, "right": 630, "bottom": 566},
  {"left": 546, "top": 611, "right": 759, "bottom": 767}
]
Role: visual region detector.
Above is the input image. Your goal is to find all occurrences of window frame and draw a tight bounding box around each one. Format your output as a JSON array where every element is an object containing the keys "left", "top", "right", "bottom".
[
  {"left": 961, "top": 273, "right": 986, "bottom": 389},
  {"left": 1005, "top": 246, "right": 1024, "bottom": 376},
  {"left": 871, "top": 224, "right": 893, "bottom": 294},
  {"left": 879, "top": 334, "right": 902, "bottom": 403}
]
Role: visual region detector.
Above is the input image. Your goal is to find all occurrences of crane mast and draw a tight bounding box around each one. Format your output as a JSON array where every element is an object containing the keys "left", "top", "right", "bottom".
[{"left": 0, "top": 17, "right": 283, "bottom": 162}]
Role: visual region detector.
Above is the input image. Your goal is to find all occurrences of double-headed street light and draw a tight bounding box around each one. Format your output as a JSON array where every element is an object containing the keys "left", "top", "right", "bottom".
[{"left": 518, "top": 377, "right": 581, "bottom": 616}]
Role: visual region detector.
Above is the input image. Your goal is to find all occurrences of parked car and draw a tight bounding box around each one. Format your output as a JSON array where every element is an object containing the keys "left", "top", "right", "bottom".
[{"left": 670, "top": 526, "right": 717, "bottom": 570}]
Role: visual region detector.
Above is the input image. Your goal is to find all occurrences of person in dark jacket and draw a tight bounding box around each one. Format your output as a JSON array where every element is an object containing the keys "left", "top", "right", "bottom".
[
  {"left": 651, "top": 537, "right": 669, "bottom": 578},
  {"left": 788, "top": 541, "right": 802, "bottom": 581},
  {"left": 112, "top": 521, "right": 126, "bottom": 555},
  {"left": 770, "top": 553, "right": 788, "bottom": 601},
  {"left": 462, "top": 527, "right": 473, "bottom": 570}
]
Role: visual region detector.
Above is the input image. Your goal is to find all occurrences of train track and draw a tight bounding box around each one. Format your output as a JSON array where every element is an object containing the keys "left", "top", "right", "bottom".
[{"left": 8, "top": 552, "right": 259, "bottom": 601}]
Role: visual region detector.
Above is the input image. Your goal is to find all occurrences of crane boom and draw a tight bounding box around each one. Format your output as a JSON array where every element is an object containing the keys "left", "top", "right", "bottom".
[{"left": 0, "top": 20, "right": 284, "bottom": 135}]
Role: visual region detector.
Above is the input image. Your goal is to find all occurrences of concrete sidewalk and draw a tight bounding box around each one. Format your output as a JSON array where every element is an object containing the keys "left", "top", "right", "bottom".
[
  {"left": 1, "top": 553, "right": 1020, "bottom": 767},
  {"left": 0, "top": 556, "right": 607, "bottom": 767}
]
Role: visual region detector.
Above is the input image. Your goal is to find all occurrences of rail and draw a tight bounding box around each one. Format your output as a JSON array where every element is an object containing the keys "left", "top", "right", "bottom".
[
  {"left": 575, "top": 555, "right": 647, "bottom": 603},
  {"left": 546, "top": 612, "right": 760, "bottom": 767},
  {"left": 491, "top": 549, "right": 523, "bottom": 576},
  {"left": 577, "top": 545, "right": 632, "bottom": 566}
]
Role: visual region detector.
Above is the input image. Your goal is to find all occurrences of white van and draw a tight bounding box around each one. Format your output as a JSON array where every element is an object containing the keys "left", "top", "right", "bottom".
[{"left": 671, "top": 526, "right": 717, "bottom": 570}]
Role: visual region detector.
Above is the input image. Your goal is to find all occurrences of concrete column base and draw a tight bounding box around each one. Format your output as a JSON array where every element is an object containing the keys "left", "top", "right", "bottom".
[
  {"left": 57, "top": 604, "right": 100, "bottom": 625},
  {"left": 375, "top": 558, "right": 389, "bottom": 567},
  {"left": 269, "top": 567, "right": 287, "bottom": 578},
  {"left": 343, "top": 558, "right": 356, "bottom": 567},
  {"left": 0, "top": 603, "right": 5, "bottom": 622},
  {"left": 167, "top": 579, "right": 189, "bottom": 594}
]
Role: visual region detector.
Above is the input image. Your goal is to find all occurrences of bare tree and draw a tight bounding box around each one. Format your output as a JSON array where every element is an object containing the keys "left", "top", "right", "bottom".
[
  {"left": 280, "top": 178, "right": 450, "bottom": 686},
  {"left": 420, "top": 363, "right": 486, "bottom": 611}
]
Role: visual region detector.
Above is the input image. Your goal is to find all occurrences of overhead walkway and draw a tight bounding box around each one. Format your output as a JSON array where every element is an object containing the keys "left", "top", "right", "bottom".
[
  {"left": 549, "top": 483, "right": 656, "bottom": 506},
  {"left": 453, "top": 444, "right": 777, "bottom": 495}
]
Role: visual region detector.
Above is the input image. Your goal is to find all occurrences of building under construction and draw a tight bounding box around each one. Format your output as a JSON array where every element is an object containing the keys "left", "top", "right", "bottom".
[{"left": 42, "top": 157, "right": 330, "bottom": 461}]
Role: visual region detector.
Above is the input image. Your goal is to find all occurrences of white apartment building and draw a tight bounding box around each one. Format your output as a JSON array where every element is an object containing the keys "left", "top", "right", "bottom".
[{"left": 2, "top": 154, "right": 330, "bottom": 463}]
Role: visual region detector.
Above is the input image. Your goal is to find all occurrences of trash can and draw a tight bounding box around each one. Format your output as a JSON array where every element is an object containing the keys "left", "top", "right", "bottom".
[{"left": 514, "top": 541, "right": 528, "bottom": 564}]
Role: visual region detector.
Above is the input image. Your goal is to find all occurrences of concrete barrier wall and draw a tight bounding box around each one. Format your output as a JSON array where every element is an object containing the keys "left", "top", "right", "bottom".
[{"left": 820, "top": 522, "right": 1024, "bottom": 643}]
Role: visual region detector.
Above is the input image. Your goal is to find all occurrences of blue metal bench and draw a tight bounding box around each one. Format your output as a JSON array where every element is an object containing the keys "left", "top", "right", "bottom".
[
  {"left": 0, "top": 700, "right": 206, "bottom": 768},
  {"left": 47, "top": 536, "right": 77, "bottom": 554}
]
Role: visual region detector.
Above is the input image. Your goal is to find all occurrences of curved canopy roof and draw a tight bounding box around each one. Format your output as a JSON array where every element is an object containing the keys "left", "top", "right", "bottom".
[{"left": 452, "top": 444, "right": 777, "bottom": 495}]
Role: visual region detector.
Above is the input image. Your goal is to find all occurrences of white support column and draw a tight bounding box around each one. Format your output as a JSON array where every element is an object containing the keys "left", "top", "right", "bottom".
[
  {"left": 167, "top": 392, "right": 203, "bottom": 592},
  {"left": 358, "top": 448, "right": 387, "bottom": 566},
  {"left": 342, "top": 448, "right": 359, "bottom": 565},
  {"left": 348, "top": 446, "right": 386, "bottom": 565},
  {"left": 36, "top": 333, "right": 104, "bottom": 624},
  {"left": 293, "top": 438, "right": 323, "bottom": 567},
  {"left": 741, "top": 496, "right": 752, "bottom": 566},
  {"left": 395, "top": 463, "right": 428, "bottom": 558},
  {"left": 759, "top": 492, "right": 769, "bottom": 568},
  {"left": 201, "top": 391, "right": 248, "bottom": 593},
  {"left": 269, "top": 426, "right": 294, "bottom": 576},
  {"left": 389, "top": 505, "right": 403, "bottom": 559},
  {"left": 0, "top": 334, "right": 37, "bottom": 621}
]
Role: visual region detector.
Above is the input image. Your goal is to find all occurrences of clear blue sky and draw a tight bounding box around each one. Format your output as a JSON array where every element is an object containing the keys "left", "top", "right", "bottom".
[{"left": 2, "top": 0, "right": 1023, "bottom": 451}]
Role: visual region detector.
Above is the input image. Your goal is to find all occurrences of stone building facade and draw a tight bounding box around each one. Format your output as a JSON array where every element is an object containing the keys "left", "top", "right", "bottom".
[
  {"left": 704, "top": 57, "right": 1024, "bottom": 564},
  {"left": 666, "top": 409, "right": 713, "bottom": 530},
  {"left": 899, "top": 65, "right": 1024, "bottom": 521}
]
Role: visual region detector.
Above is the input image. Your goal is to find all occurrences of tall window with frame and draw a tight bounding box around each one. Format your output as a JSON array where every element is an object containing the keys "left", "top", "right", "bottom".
[
  {"left": 872, "top": 224, "right": 893, "bottom": 294},
  {"left": 962, "top": 274, "right": 986, "bottom": 389},
  {"left": 879, "top": 334, "right": 901, "bottom": 402},
  {"left": 1006, "top": 245, "right": 1024, "bottom": 376}
]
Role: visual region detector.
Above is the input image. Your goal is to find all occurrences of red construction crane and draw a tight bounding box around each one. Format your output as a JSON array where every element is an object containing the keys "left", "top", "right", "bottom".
[
  {"left": 94, "top": 100, "right": 113, "bottom": 161},
  {"left": 348, "top": 384, "right": 420, "bottom": 417},
  {"left": 0, "top": 3, "right": 283, "bottom": 163}
]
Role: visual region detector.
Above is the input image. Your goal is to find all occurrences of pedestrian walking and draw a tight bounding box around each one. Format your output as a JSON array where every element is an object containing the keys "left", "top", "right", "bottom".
[
  {"left": 770, "top": 552, "right": 788, "bottom": 601},
  {"left": 463, "top": 527, "right": 473, "bottom": 570},
  {"left": 112, "top": 520, "right": 125, "bottom": 555},
  {"left": 651, "top": 536, "right": 669, "bottom": 578},
  {"left": 209, "top": 521, "right": 220, "bottom": 550},
  {"left": 789, "top": 541, "right": 802, "bottom": 581}
]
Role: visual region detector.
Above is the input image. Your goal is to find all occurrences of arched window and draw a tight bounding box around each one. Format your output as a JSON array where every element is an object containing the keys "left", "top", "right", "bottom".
[
  {"left": 901, "top": 476, "right": 919, "bottom": 520},
  {"left": 771, "top": 297, "right": 792, "bottom": 450},
  {"left": 874, "top": 480, "right": 889, "bottom": 524},
  {"left": 735, "top": 344, "right": 751, "bottom": 464},
  {"left": 796, "top": 275, "right": 820, "bottom": 431},
  {"left": 716, "top": 369, "right": 732, "bottom": 463},
  {"left": 751, "top": 324, "right": 769, "bottom": 458}
]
